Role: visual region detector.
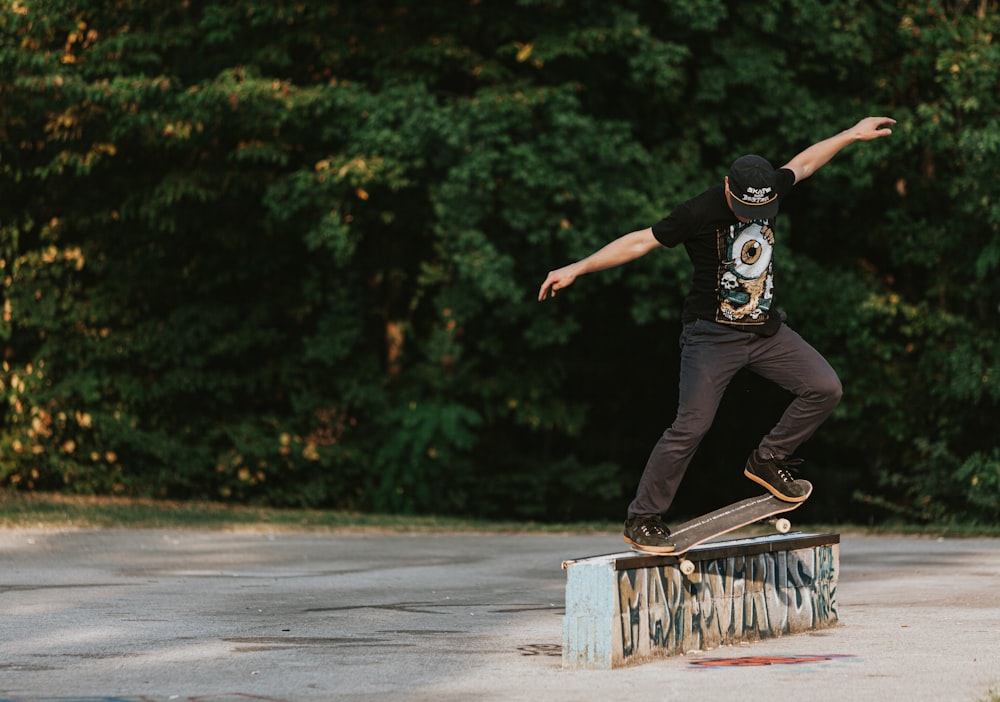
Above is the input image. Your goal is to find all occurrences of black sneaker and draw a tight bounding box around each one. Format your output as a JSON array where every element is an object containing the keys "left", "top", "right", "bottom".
[
  {"left": 744, "top": 450, "right": 810, "bottom": 502},
  {"left": 624, "top": 515, "right": 675, "bottom": 554}
]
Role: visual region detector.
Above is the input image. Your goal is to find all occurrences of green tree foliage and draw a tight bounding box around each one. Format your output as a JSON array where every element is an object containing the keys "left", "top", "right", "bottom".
[
  {"left": 1, "top": 0, "right": 997, "bottom": 523},
  {"left": 821, "top": 0, "right": 1000, "bottom": 524}
]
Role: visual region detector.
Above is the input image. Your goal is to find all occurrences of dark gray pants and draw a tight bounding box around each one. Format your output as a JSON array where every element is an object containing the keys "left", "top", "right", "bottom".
[{"left": 627, "top": 319, "right": 843, "bottom": 518}]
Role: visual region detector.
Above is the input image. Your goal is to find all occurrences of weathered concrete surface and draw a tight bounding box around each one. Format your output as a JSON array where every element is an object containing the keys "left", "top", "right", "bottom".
[{"left": 1, "top": 529, "right": 998, "bottom": 701}]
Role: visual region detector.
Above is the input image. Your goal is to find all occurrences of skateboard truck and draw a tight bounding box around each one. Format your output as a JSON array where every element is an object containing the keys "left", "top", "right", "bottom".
[{"left": 676, "top": 514, "right": 795, "bottom": 575}]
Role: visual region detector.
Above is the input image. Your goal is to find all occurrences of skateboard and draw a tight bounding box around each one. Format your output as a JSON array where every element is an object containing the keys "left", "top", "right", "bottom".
[{"left": 631, "top": 480, "right": 813, "bottom": 574}]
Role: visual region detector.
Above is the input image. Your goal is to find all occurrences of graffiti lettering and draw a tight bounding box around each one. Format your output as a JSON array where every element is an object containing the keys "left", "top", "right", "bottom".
[{"left": 611, "top": 544, "right": 839, "bottom": 665}]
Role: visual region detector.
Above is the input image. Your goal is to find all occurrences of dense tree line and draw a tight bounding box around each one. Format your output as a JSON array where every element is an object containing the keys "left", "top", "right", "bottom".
[{"left": 1, "top": 0, "right": 998, "bottom": 524}]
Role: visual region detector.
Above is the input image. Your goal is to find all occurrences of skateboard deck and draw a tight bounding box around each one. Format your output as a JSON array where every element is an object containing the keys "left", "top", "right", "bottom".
[{"left": 630, "top": 481, "right": 813, "bottom": 566}]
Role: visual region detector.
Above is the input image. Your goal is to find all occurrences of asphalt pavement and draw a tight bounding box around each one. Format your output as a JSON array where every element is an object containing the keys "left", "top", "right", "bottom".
[{"left": 1, "top": 528, "right": 999, "bottom": 701}]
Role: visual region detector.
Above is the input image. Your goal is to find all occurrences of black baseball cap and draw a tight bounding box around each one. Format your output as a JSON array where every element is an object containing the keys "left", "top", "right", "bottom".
[{"left": 728, "top": 154, "right": 779, "bottom": 220}]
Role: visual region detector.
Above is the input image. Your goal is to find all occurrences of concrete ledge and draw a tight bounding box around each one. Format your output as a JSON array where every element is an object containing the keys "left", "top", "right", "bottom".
[{"left": 562, "top": 532, "right": 840, "bottom": 669}]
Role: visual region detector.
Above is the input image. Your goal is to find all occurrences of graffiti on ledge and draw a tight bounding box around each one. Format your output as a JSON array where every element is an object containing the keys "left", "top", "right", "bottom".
[{"left": 615, "top": 545, "right": 838, "bottom": 662}]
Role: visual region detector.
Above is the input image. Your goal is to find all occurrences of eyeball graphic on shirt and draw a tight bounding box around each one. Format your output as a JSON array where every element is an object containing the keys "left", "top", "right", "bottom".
[
  {"left": 717, "top": 221, "right": 775, "bottom": 324},
  {"left": 731, "top": 223, "right": 772, "bottom": 280}
]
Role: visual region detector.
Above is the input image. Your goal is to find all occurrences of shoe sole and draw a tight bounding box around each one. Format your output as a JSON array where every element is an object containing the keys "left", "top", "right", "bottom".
[
  {"left": 623, "top": 535, "right": 676, "bottom": 554},
  {"left": 744, "top": 469, "right": 809, "bottom": 503}
]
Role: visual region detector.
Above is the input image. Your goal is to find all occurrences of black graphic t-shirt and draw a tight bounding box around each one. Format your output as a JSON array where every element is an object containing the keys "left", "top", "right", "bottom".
[{"left": 651, "top": 168, "right": 795, "bottom": 337}]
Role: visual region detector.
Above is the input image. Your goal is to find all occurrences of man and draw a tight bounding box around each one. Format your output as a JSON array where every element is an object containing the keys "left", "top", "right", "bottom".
[{"left": 537, "top": 116, "right": 896, "bottom": 554}]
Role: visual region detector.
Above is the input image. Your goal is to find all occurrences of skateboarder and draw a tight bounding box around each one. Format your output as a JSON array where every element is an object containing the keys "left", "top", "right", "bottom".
[{"left": 538, "top": 116, "right": 895, "bottom": 553}]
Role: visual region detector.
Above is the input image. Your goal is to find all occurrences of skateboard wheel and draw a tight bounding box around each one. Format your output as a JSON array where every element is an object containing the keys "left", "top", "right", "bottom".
[
  {"left": 679, "top": 559, "right": 696, "bottom": 576},
  {"left": 775, "top": 518, "right": 791, "bottom": 534}
]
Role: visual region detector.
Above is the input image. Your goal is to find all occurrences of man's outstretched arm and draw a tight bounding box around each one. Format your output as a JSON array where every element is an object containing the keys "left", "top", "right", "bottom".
[
  {"left": 782, "top": 116, "right": 896, "bottom": 183},
  {"left": 538, "top": 227, "right": 660, "bottom": 301}
]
